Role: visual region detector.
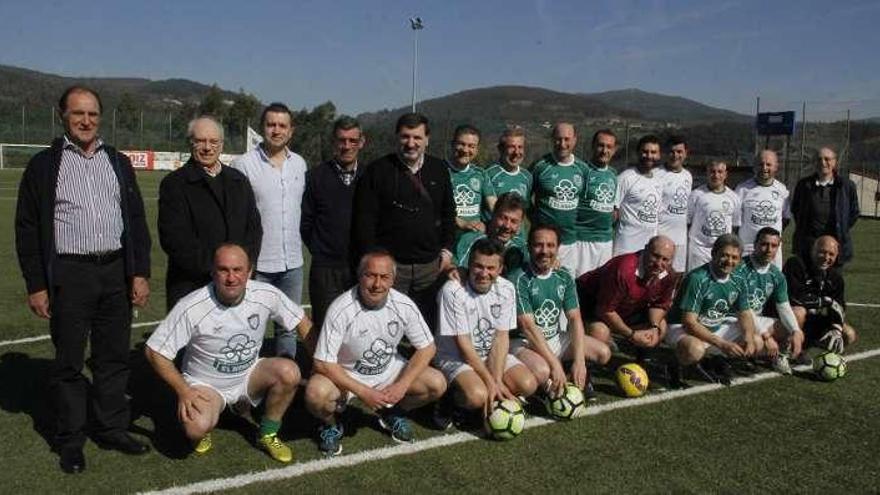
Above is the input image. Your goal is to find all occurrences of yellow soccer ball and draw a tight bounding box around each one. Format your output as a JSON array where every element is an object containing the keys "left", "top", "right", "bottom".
[{"left": 616, "top": 363, "right": 649, "bottom": 397}]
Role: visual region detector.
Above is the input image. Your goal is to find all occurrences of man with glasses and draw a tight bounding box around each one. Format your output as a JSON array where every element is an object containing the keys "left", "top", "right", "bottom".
[{"left": 159, "top": 115, "right": 263, "bottom": 309}]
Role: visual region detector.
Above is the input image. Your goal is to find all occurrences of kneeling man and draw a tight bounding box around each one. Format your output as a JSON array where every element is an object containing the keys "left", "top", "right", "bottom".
[
  {"left": 434, "top": 238, "right": 537, "bottom": 429},
  {"left": 145, "top": 244, "right": 313, "bottom": 463},
  {"left": 305, "top": 250, "right": 446, "bottom": 456}
]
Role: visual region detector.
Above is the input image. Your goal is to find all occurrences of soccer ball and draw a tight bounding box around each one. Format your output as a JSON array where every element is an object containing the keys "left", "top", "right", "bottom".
[
  {"left": 545, "top": 383, "right": 587, "bottom": 420},
  {"left": 813, "top": 351, "right": 847, "bottom": 381},
  {"left": 616, "top": 363, "right": 649, "bottom": 398},
  {"left": 485, "top": 399, "right": 525, "bottom": 440}
]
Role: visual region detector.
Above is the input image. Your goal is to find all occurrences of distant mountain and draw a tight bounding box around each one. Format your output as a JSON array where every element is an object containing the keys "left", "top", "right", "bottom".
[
  {"left": 0, "top": 64, "right": 239, "bottom": 108},
  {"left": 583, "top": 88, "right": 751, "bottom": 124}
]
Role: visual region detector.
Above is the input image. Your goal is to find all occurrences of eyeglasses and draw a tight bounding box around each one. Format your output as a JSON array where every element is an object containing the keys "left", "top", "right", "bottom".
[{"left": 191, "top": 138, "right": 223, "bottom": 148}]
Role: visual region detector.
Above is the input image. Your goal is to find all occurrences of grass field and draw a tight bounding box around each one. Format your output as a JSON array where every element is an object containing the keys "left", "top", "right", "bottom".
[{"left": 0, "top": 168, "right": 878, "bottom": 494}]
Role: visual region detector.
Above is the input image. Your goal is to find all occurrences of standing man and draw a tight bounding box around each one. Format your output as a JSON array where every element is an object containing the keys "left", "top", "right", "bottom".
[
  {"left": 16, "top": 86, "right": 152, "bottom": 473},
  {"left": 575, "top": 129, "right": 619, "bottom": 273},
  {"left": 614, "top": 135, "right": 663, "bottom": 257},
  {"left": 232, "top": 103, "right": 306, "bottom": 358},
  {"left": 734, "top": 149, "right": 791, "bottom": 267},
  {"left": 301, "top": 116, "right": 366, "bottom": 330},
  {"left": 655, "top": 135, "right": 693, "bottom": 272},
  {"left": 352, "top": 112, "right": 456, "bottom": 325},
  {"left": 686, "top": 161, "right": 740, "bottom": 270},
  {"left": 447, "top": 125, "right": 496, "bottom": 236},
  {"left": 305, "top": 250, "right": 446, "bottom": 456},
  {"left": 145, "top": 244, "right": 313, "bottom": 463},
  {"left": 159, "top": 116, "right": 262, "bottom": 310},
  {"left": 485, "top": 127, "right": 531, "bottom": 202},
  {"left": 531, "top": 122, "right": 589, "bottom": 275},
  {"left": 790, "top": 147, "right": 859, "bottom": 265}
]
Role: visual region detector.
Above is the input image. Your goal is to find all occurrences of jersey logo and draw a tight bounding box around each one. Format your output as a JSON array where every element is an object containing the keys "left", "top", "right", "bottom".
[
  {"left": 248, "top": 314, "right": 260, "bottom": 330},
  {"left": 637, "top": 192, "right": 659, "bottom": 223},
  {"left": 748, "top": 288, "right": 766, "bottom": 311},
  {"left": 473, "top": 318, "right": 493, "bottom": 357},
  {"left": 668, "top": 186, "right": 688, "bottom": 215},
  {"left": 469, "top": 177, "right": 481, "bottom": 190},
  {"left": 557, "top": 286, "right": 565, "bottom": 299},
  {"left": 490, "top": 303, "right": 502, "bottom": 319},
  {"left": 533, "top": 300, "right": 561, "bottom": 339},
  {"left": 387, "top": 320, "right": 400, "bottom": 338},
  {"left": 550, "top": 179, "right": 578, "bottom": 210},
  {"left": 454, "top": 184, "right": 479, "bottom": 217},
  {"left": 702, "top": 300, "right": 730, "bottom": 327},
  {"left": 214, "top": 333, "right": 259, "bottom": 374},
  {"left": 589, "top": 182, "right": 615, "bottom": 212},
  {"left": 354, "top": 338, "right": 394, "bottom": 376},
  {"left": 702, "top": 210, "right": 728, "bottom": 237},
  {"left": 750, "top": 200, "right": 777, "bottom": 226}
]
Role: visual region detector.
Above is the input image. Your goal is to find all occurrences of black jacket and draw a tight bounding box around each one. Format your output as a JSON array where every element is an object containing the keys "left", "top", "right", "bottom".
[
  {"left": 15, "top": 138, "right": 151, "bottom": 296},
  {"left": 158, "top": 159, "right": 262, "bottom": 309},
  {"left": 352, "top": 153, "right": 455, "bottom": 264},
  {"left": 791, "top": 173, "right": 859, "bottom": 263},
  {"left": 301, "top": 160, "right": 366, "bottom": 268}
]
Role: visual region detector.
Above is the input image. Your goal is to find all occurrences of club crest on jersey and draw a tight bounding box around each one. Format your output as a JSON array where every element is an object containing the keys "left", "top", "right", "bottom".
[
  {"left": 668, "top": 186, "right": 688, "bottom": 214},
  {"left": 573, "top": 174, "right": 583, "bottom": 188},
  {"left": 469, "top": 177, "right": 481, "bottom": 190},
  {"left": 722, "top": 200, "right": 732, "bottom": 213},
  {"left": 557, "top": 286, "right": 565, "bottom": 299},
  {"left": 637, "top": 193, "right": 659, "bottom": 223},
  {"left": 474, "top": 318, "right": 493, "bottom": 357},
  {"left": 214, "top": 333, "right": 259, "bottom": 374},
  {"left": 248, "top": 314, "right": 260, "bottom": 330},
  {"left": 550, "top": 179, "right": 578, "bottom": 210},
  {"left": 387, "top": 320, "right": 400, "bottom": 338},
  {"left": 590, "top": 182, "right": 615, "bottom": 212},
  {"left": 491, "top": 303, "right": 502, "bottom": 319},
  {"left": 750, "top": 200, "right": 777, "bottom": 226}
]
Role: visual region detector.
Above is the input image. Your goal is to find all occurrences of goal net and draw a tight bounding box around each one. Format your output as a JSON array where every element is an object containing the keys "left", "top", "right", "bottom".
[{"left": 0, "top": 143, "right": 49, "bottom": 169}]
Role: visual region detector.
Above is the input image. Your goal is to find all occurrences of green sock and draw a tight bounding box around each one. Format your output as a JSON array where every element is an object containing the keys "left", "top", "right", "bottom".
[{"left": 259, "top": 419, "right": 281, "bottom": 437}]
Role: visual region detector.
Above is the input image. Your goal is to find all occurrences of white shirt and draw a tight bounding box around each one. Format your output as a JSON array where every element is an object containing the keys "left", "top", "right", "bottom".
[
  {"left": 436, "top": 277, "right": 516, "bottom": 361},
  {"left": 735, "top": 178, "right": 791, "bottom": 248},
  {"left": 231, "top": 146, "right": 307, "bottom": 272},
  {"left": 315, "top": 287, "right": 433, "bottom": 380},
  {"left": 655, "top": 166, "right": 693, "bottom": 245},
  {"left": 687, "top": 185, "right": 740, "bottom": 248},
  {"left": 614, "top": 167, "right": 662, "bottom": 255},
  {"left": 146, "top": 280, "right": 305, "bottom": 390}
]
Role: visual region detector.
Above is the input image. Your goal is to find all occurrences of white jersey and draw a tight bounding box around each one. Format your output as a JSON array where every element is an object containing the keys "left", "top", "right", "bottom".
[
  {"left": 315, "top": 287, "right": 433, "bottom": 381},
  {"left": 735, "top": 178, "right": 791, "bottom": 252},
  {"left": 146, "top": 280, "right": 305, "bottom": 391},
  {"left": 687, "top": 185, "right": 740, "bottom": 249},
  {"left": 614, "top": 167, "right": 662, "bottom": 255},
  {"left": 436, "top": 277, "right": 516, "bottom": 361},
  {"left": 655, "top": 166, "right": 693, "bottom": 244}
]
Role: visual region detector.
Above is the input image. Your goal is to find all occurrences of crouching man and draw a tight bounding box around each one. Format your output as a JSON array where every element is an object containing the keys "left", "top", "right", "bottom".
[
  {"left": 305, "top": 249, "right": 446, "bottom": 456},
  {"left": 433, "top": 238, "right": 537, "bottom": 429},
  {"left": 145, "top": 243, "right": 313, "bottom": 463}
]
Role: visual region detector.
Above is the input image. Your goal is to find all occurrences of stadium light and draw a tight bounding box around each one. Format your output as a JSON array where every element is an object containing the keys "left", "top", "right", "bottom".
[{"left": 410, "top": 16, "right": 424, "bottom": 112}]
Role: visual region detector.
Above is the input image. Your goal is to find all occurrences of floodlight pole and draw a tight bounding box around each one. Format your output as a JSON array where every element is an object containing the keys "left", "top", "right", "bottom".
[{"left": 410, "top": 17, "right": 424, "bottom": 112}]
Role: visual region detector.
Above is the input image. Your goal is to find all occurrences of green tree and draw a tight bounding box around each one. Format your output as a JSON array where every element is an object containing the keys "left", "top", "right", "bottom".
[{"left": 197, "top": 84, "right": 227, "bottom": 120}]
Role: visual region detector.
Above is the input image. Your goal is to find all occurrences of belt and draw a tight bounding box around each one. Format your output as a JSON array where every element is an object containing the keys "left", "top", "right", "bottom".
[{"left": 57, "top": 249, "right": 123, "bottom": 264}]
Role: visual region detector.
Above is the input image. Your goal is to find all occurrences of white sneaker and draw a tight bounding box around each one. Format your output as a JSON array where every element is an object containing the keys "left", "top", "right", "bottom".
[{"left": 772, "top": 354, "right": 792, "bottom": 375}]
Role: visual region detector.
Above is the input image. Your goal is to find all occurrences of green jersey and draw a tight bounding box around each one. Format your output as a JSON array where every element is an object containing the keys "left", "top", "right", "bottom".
[
  {"left": 511, "top": 265, "right": 579, "bottom": 341},
  {"left": 483, "top": 163, "right": 532, "bottom": 240},
  {"left": 449, "top": 163, "right": 495, "bottom": 224},
  {"left": 576, "top": 161, "right": 617, "bottom": 242},
  {"left": 735, "top": 256, "right": 789, "bottom": 312},
  {"left": 453, "top": 231, "right": 530, "bottom": 275},
  {"left": 531, "top": 154, "right": 588, "bottom": 245},
  {"left": 671, "top": 264, "right": 749, "bottom": 331}
]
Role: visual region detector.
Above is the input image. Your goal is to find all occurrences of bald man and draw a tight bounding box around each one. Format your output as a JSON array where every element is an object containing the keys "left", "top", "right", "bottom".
[
  {"left": 790, "top": 147, "right": 859, "bottom": 265},
  {"left": 735, "top": 150, "right": 791, "bottom": 268},
  {"left": 159, "top": 116, "right": 263, "bottom": 309}
]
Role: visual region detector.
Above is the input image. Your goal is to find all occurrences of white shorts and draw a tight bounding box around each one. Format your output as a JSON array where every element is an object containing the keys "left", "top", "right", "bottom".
[
  {"left": 339, "top": 356, "right": 407, "bottom": 404},
  {"left": 510, "top": 330, "right": 573, "bottom": 359},
  {"left": 434, "top": 354, "right": 523, "bottom": 382},
  {"left": 184, "top": 357, "right": 264, "bottom": 409},
  {"left": 687, "top": 242, "right": 712, "bottom": 272},
  {"left": 613, "top": 232, "right": 652, "bottom": 258},
  {"left": 672, "top": 243, "right": 687, "bottom": 273},
  {"left": 665, "top": 315, "right": 776, "bottom": 348},
  {"left": 580, "top": 240, "right": 613, "bottom": 274},
  {"left": 557, "top": 243, "right": 579, "bottom": 277}
]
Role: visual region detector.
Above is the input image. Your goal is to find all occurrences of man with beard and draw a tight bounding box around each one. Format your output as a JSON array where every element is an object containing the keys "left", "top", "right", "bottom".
[
  {"left": 575, "top": 129, "right": 619, "bottom": 274},
  {"left": 734, "top": 150, "right": 791, "bottom": 268},
  {"left": 614, "top": 135, "right": 663, "bottom": 257},
  {"left": 654, "top": 136, "right": 693, "bottom": 272}
]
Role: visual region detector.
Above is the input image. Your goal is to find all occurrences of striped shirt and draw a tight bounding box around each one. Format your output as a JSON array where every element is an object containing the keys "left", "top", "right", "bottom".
[{"left": 54, "top": 136, "right": 123, "bottom": 255}]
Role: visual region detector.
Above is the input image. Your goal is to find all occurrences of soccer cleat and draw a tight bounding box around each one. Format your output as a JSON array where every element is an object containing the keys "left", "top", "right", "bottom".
[
  {"left": 258, "top": 433, "right": 293, "bottom": 463},
  {"left": 584, "top": 380, "right": 599, "bottom": 403},
  {"left": 693, "top": 362, "right": 718, "bottom": 384},
  {"left": 792, "top": 353, "right": 813, "bottom": 367},
  {"left": 192, "top": 433, "right": 212, "bottom": 456},
  {"left": 432, "top": 397, "right": 455, "bottom": 431},
  {"left": 772, "top": 353, "right": 793, "bottom": 375},
  {"left": 318, "top": 423, "right": 344, "bottom": 457},
  {"left": 378, "top": 412, "right": 415, "bottom": 444},
  {"left": 711, "top": 357, "right": 734, "bottom": 386}
]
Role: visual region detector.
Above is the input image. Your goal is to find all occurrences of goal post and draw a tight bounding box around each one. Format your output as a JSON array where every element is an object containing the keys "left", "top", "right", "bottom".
[{"left": 0, "top": 143, "right": 50, "bottom": 169}]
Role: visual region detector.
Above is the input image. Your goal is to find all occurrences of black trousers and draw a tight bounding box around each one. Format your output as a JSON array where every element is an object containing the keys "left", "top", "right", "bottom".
[
  {"left": 393, "top": 257, "right": 442, "bottom": 331},
  {"left": 50, "top": 255, "right": 131, "bottom": 449},
  {"left": 309, "top": 265, "right": 355, "bottom": 330}
]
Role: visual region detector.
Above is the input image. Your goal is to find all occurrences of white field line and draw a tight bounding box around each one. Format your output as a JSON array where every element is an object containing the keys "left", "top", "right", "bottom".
[
  {"left": 0, "top": 305, "right": 312, "bottom": 348},
  {"left": 139, "top": 347, "right": 880, "bottom": 495}
]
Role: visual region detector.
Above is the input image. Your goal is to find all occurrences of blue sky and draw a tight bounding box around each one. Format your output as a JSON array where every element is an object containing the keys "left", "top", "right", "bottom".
[{"left": 2, "top": 0, "right": 879, "bottom": 118}]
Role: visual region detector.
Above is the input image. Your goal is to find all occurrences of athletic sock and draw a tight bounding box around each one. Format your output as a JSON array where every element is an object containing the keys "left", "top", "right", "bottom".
[{"left": 259, "top": 418, "right": 282, "bottom": 437}]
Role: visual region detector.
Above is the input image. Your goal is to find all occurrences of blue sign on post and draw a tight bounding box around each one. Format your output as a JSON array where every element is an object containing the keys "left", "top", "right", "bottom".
[{"left": 756, "top": 111, "right": 796, "bottom": 136}]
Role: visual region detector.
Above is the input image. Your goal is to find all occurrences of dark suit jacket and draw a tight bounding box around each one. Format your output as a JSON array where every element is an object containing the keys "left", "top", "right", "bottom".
[{"left": 158, "top": 159, "right": 262, "bottom": 309}]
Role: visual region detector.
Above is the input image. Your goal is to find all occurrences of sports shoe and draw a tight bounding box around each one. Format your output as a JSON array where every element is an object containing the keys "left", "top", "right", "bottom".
[
  {"left": 711, "top": 357, "right": 734, "bottom": 386},
  {"left": 258, "top": 433, "right": 293, "bottom": 463},
  {"left": 318, "top": 423, "right": 344, "bottom": 457},
  {"left": 792, "top": 353, "right": 812, "bottom": 367},
  {"left": 378, "top": 412, "right": 415, "bottom": 444},
  {"left": 432, "top": 397, "right": 455, "bottom": 431},
  {"left": 584, "top": 380, "right": 599, "bottom": 403},
  {"left": 193, "top": 433, "right": 212, "bottom": 456},
  {"left": 772, "top": 353, "right": 793, "bottom": 375}
]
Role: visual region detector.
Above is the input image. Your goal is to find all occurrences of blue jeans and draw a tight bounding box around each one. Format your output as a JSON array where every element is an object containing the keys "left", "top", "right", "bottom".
[{"left": 256, "top": 267, "right": 304, "bottom": 358}]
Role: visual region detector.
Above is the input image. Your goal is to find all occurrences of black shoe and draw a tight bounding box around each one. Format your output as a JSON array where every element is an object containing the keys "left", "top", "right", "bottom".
[
  {"left": 710, "top": 356, "right": 734, "bottom": 386},
  {"left": 59, "top": 447, "right": 85, "bottom": 474},
  {"left": 692, "top": 362, "right": 718, "bottom": 384},
  {"left": 94, "top": 432, "right": 150, "bottom": 455},
  {"left": 665, "top": 364, "right": 690, "bottom": 390}
]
